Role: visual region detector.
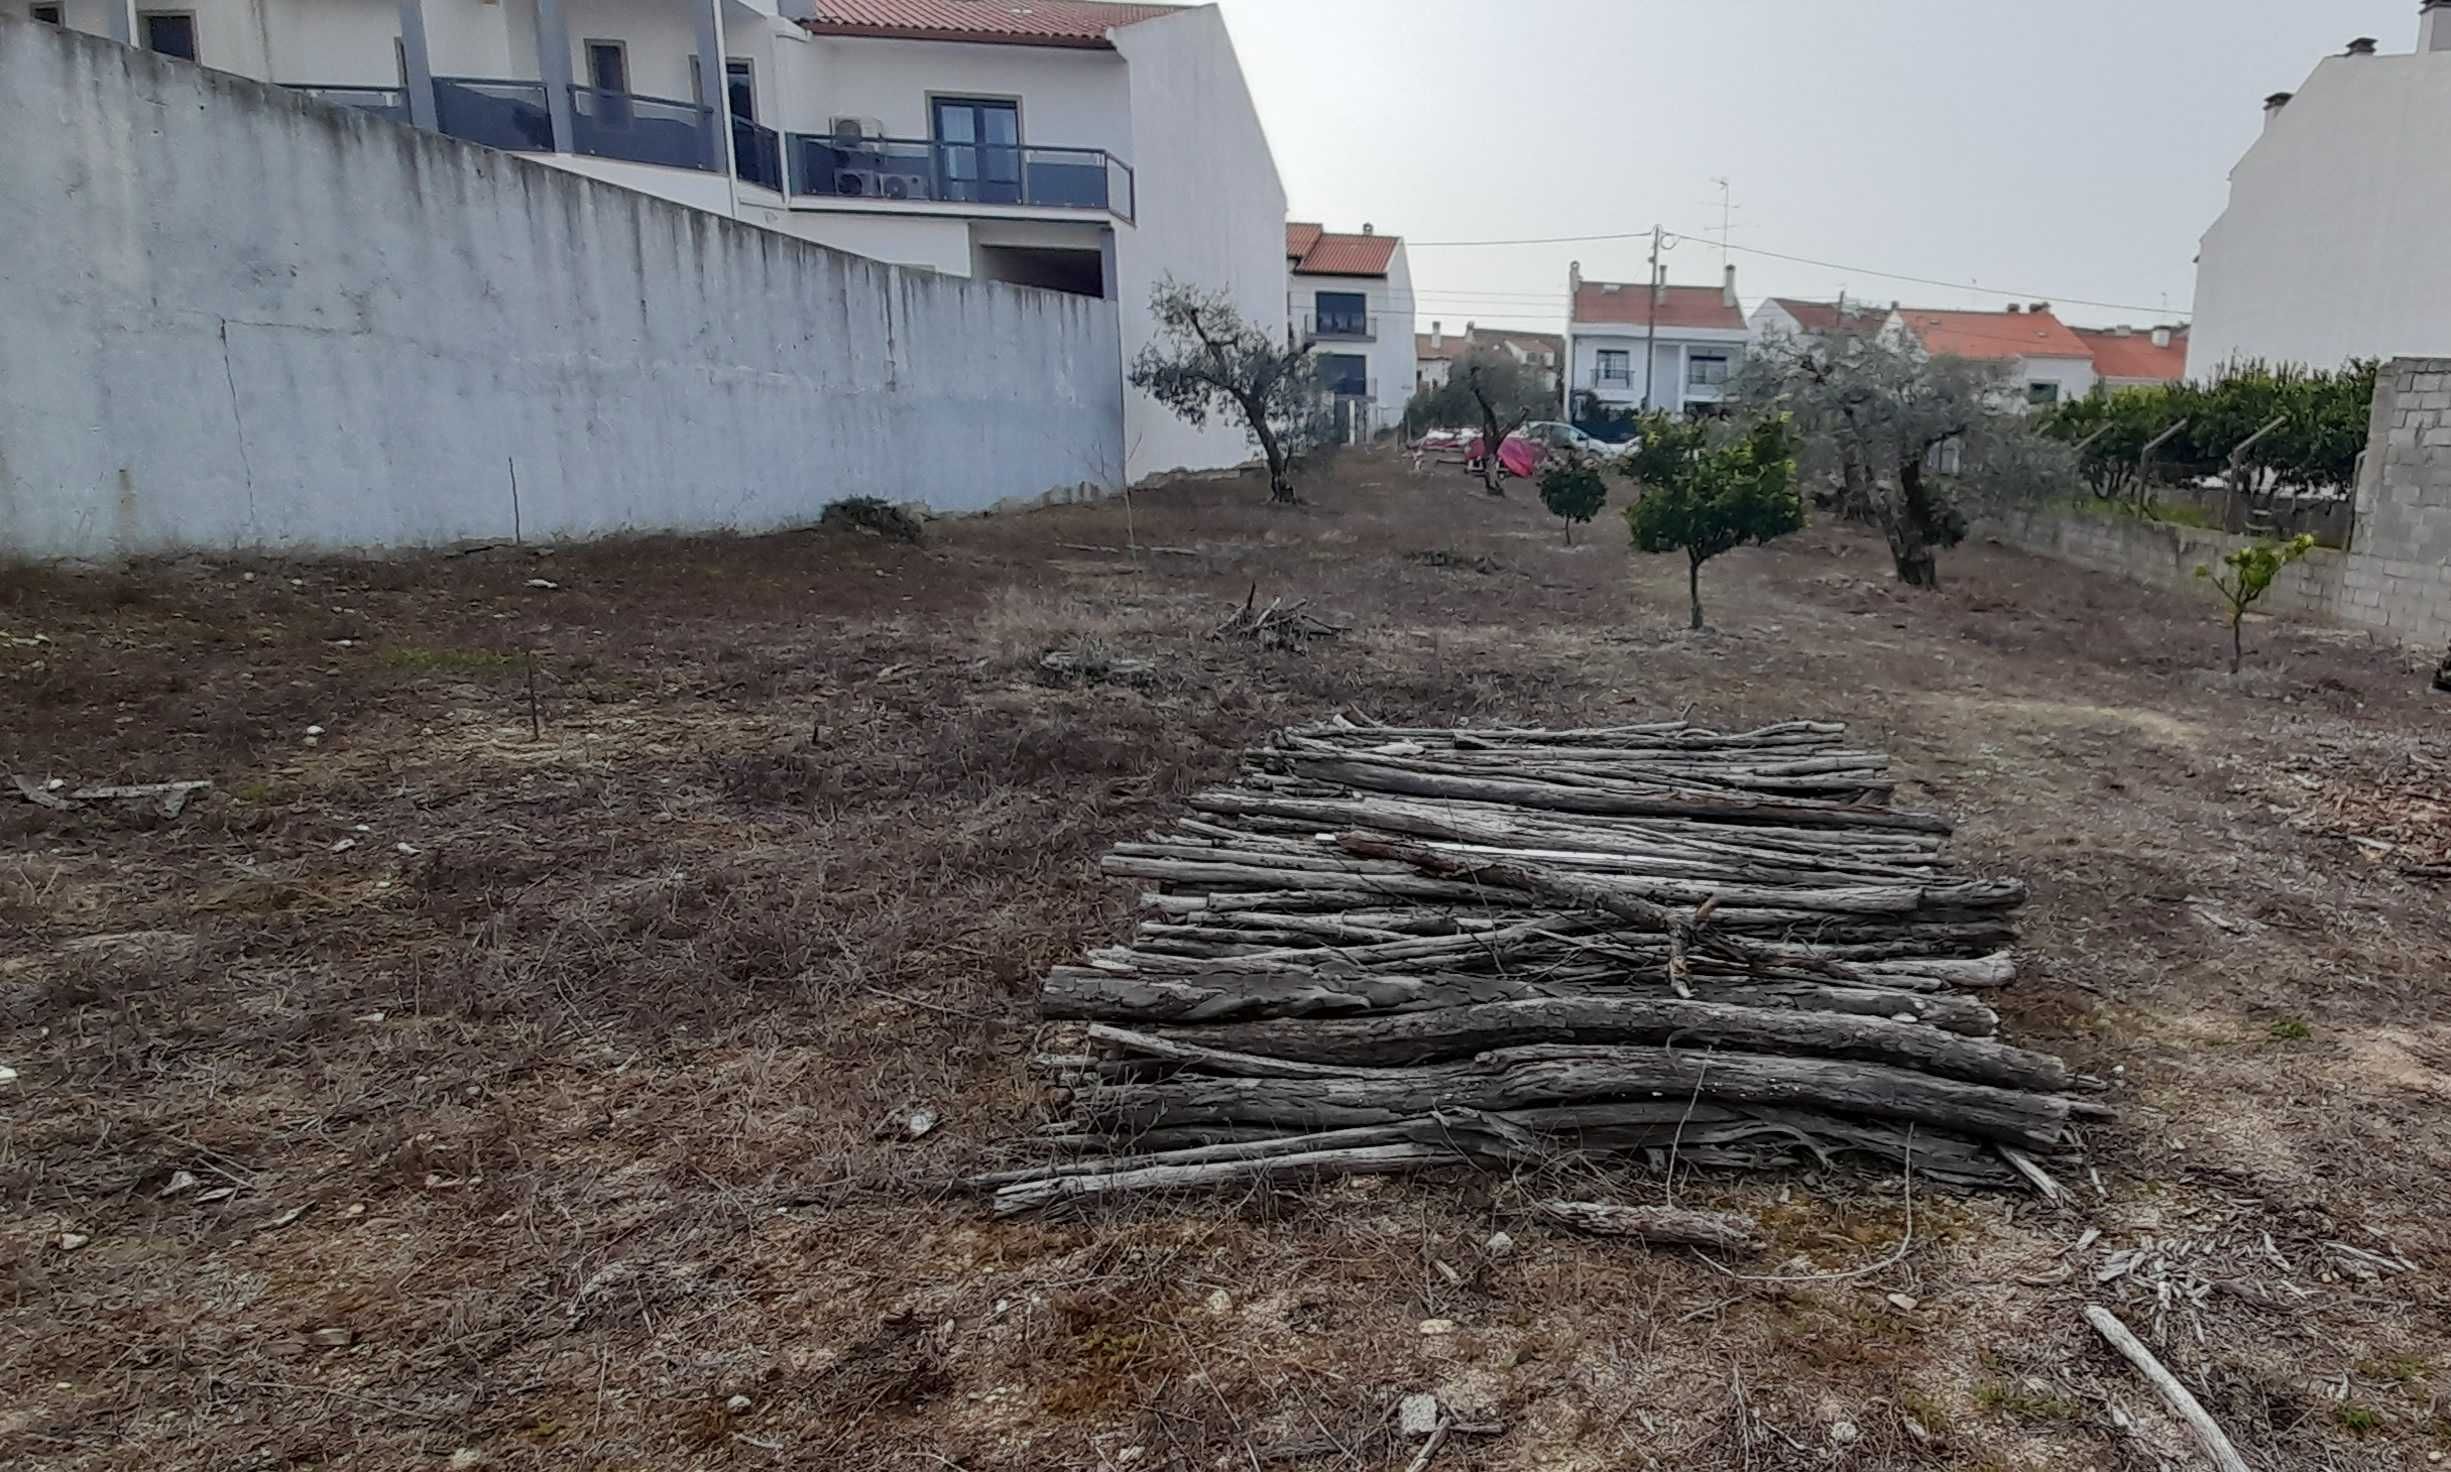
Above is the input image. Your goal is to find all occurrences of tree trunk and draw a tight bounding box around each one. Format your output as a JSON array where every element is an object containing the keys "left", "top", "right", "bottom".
[
  {"left": 1688, "top": 554, "right": 1705, "bottom": 630},
  {"left": 1563, "top": 518, "right": 1574, "bottom": 546},
  {"left": 2230, "top": 615, "right": 2244, "bottom": 676},
  {"left": 1252, "top": 414, "right": 1295, "bottom": 504},
  {"left": 1891, "top": 457, "right": 1940, "bottom": 588},
  {"left": 1481, "top": 424, "right": 1505, "bottom": 495}
]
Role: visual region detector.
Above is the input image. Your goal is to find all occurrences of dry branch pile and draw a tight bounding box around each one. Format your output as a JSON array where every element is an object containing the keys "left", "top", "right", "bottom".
[{"left": 980, "top": 717, "right": 2107, "bottom": 1216}]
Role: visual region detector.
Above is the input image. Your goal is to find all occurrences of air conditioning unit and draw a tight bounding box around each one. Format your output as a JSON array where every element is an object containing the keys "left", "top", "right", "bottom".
[
  {"left": 880, "top": 173, "right": 929, "bottom": 200},
  {"left": 828, "top": 115, "right": 885, "bottom": 147},
  {"left": 834, "top": 168, "right": 878, "bottom": 196}
]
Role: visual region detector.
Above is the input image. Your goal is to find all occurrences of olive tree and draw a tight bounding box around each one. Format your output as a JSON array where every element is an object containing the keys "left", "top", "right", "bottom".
[
  {"left": 1413, "top": 348, "right": 1548, "bottom": 494},
  {"left": 1626, "top": 413, "right": 1803, "bottom": 629},
  {"left": 1731, "top": 337, "right": 2061, "bottom": 587},
  {"left": 1129, "top": 280, "right": 1323, "bottom": 504}
]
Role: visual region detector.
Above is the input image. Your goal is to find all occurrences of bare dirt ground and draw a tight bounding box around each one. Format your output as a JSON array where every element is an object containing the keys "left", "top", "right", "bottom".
[{"left": 5, "top": 448, "right": 2448, "bottom": 1471}]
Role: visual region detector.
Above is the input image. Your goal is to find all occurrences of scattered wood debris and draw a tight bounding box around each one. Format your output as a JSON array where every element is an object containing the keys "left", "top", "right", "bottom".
[
  {"left": 1039, "top": 646, "right": 1165, "bottom": 687},
  {"left": 971, "top": 716, "right": 2105, "bottom": 1215},
  {"left": 1211, "top": 585, "right": 1346, "bottom": 649},
  {"left": 2084, "top": 1304, "right": 2253, "bottom": 1472},
  {"left": 12, "top": 776, "right": 212, "bottom": 817}
]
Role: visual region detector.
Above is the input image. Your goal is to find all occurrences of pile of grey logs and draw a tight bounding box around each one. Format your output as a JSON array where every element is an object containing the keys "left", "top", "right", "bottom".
[{"left": 976, "top": 718, "right": 2108, "bottom": 1217}]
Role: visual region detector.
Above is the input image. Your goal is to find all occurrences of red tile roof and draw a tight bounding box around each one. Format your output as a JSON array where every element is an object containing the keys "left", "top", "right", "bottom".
[
  {"left": 2076, "top": 326, "right": 2191, "bottom": 383},
  {"left": 1898, "top": 307, "right": 2090, "bottom": 362},
  {"left": 1415, "top": 333, "right": 1469, "bottom": 363},
  {"left": 800, "top": 0, "right": 1181, "bottom": 48},
  {"left": 1288, "top": 226, "right": 1400, "bottom": 277},
  {"left": 1572, "top": 281, "right": 1745, "bottom": 332}
]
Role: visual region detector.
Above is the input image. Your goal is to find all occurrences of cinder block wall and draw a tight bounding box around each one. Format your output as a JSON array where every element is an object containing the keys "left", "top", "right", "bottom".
[
  {"left": 1986, "top": 356, "right": 2451, "bottom": 656},
  {"left": 0, "top": 15, "right": 1128, "bottom": 558}
]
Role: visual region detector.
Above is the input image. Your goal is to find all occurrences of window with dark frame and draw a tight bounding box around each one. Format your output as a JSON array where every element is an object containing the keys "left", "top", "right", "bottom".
[
  {"left": 724, "top": 57, "right": 754, "bottom": 121},
  {"left": 140, "top": 11, "right": 197, "bottom": 59},
  {"left": 1313, "top": 290, "right": 1367, "bottom": 337},
  {"left": 1687, "top": 352, "right": 1731, "bottom": 388},
  {"left": 1320, "top": 353, "right": 1368, "bottom": 397},
  {"left": 2026, "top": 381, "right": 2060, "bottom": 406},
  {"left": 1596, "top": 348, "right": 1632, "bottom": 383},
  {"left": 31, "top": 3, "right": 64, "bottom": 22},
  {"left": 584, "top": 40, "right": 627, "bottom": 93},
  {"left": 932, "top": 97, "right": 1021, "bottom": 204}
]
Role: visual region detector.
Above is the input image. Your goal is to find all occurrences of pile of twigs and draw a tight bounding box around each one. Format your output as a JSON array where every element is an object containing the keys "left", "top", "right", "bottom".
[
  {"left": 1211, "top": 585, "right": 1345, "bottom": 649},
  {"left": 976, "top": 717, "right": 2107, "bottom": 1216}
]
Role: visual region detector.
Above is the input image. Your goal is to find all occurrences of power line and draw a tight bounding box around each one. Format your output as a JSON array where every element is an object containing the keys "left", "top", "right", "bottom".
[{"left": 1405, "top": 222, "right": 2182, "bottom": 317}]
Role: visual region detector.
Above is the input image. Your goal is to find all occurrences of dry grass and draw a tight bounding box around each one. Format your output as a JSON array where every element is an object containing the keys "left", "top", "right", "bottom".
[{"left": 4, "top": 449, "right": 2449, "bottom": 1470}]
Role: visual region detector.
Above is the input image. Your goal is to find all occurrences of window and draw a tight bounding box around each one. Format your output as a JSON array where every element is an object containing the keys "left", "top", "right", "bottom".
[
  {"left": 1313, "top": 290, "right": 1367, "bottom": 337},
  {"left": 1687, "top": 352, "right": 1731, "bottom": 388},
  {"left": 932, "top": 97, "right": 1021, "bottom": 205},
  {"left": 1595, "top": 348, "right": 1632, "bottom": 384},
  {"left": 31, "top": 3, "right": 64, "bottom": 22},
  {"left": 724, "top": 57, "right": 754, "bottom": 121},
  {"left": 584, "top": 40, "right": 627, "bottom": 93},
  {"left": 140, "top": 11, "right": 197, "bottom": 59},
  {"left": 2027, "top": 381, "right": 2061, "bottom": 406},
  {"left": 1319, "top": 353, "right": 1368, "bottom": 397}
]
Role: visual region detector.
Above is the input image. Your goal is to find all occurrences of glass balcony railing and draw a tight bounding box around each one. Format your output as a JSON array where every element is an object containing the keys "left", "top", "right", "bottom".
[
  {"left": 786, "top": 135, "right": 1135, "bottom": 221},
  {"left": 285, "top": 84, "right": 410, "bottom": 126},
  {"left": 432, "top": 77, "right": 553, "bottom": 153},
  {"left": 568, "top": 85, "right": 717, "bottom": 172},
  {"left": 733, "top": 117, "right": 783, "bottom": 192}
]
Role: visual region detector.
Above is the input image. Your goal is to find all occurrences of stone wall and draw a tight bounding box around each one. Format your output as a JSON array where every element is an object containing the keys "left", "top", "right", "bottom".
[
  {"left": 1987, "top": 356, "right": 2451, "bottom": 657},
  {"left": 0, "top": 16, "right": 1127, "bottom": 559}
]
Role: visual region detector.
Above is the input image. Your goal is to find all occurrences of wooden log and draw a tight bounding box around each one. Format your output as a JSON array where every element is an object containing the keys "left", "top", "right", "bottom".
[
  {"left": 1142, "top": 996, "right": 2075, "bottom": 1091},
  {"left": 1077, "top": 1044, "right": 2077, "bottom": 1149},
  {"left": 988, "top": 1142, "right": 1455, "bottom": 1216},
  {"left": 1530, "top": 1200, "right": 1759, "bottom": 1250},
  {"left": 965, "top": 1123, "right": 1421, "bottom": 1188},
  {"left": 1285, "top": 756, "right": 1955, "bottom": 833}
]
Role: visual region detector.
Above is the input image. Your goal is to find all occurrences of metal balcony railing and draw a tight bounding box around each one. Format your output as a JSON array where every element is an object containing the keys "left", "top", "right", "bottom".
[
  {"left": 432, "top": 77, "right": 553, "bottom": 153},
  {"left": 286, "top": 84, "right": 410, "bottom": 126},
  {"left": 785, "top": 134, "right": 1135, "bottom": 221},
  {"left": 1590, "top": 367, "right": 1638, "bottom": 388},
  {"left": 568, "top": 85, "right": 717, "bottom": 172},
  {"left": 1300, "top": 312, "right": 1377, "bottom": 342}
]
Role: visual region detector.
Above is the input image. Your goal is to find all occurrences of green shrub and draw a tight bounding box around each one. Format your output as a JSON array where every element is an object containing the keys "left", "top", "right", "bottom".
[
  {"left": 1538, "top": 457, "right": 1610, "bottom": 544},
  {"left": 820, "top": 496, "right": 926, "bottom": 544},
  {"left": 1626, "top": 414, "right": 1803, "bottom": 629},
  {"left": 2196, "top": 533, "right": 2317, "bottom": 673}
]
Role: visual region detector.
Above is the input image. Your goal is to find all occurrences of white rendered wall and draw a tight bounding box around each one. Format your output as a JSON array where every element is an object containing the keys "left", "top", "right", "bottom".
[
  {"left": 2017, "top": 354, "right": 2098, "bottom": 406},
  {"left": 1570, "top": 326, "right": 1748, "bottom": 414},
  {"left": 263, "top": 0, "right": 403, "bottom": 84},
  {"left": 794, "top": 32, "right": 1131, "bottom": 148},
  {"left": 1290, "top": 247, "right": 1413, "bottom": 430},
  {"left": 0, "top": 18, "right": 1127, "bottom": 557},
  {"left": 2191, "top": 52, "right": 2451, "bottom": 377},
  {"left": 1110, "top": 5, "right": 1288, "bottom": 480}
]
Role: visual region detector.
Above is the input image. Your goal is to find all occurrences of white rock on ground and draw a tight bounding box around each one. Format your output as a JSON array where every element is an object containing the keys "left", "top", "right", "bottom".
[{"left": 1397, "top": 1394, "right": 1441, "bottom": 1437}]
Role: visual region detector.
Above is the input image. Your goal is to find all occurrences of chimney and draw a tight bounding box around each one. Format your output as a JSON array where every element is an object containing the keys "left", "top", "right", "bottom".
[
  {"left": 2264, "top": 91, "right": 2294, "bottom": 127},
  {"left": 2031, "top": 301, "right": 2051, "bottom": 316},
  {"left": 2007, "top": 303, "right": 2022, "bottom": 314},
  {"left": 2152, "top": 326, "right": 2173, "bottom": 349},
  {"left": 1568, "top": 259, "right": 1582, "bottom": 300},
  {"left": 2115, "top": 324, "right": 2133, "bottom": 337},
  {"left": 2425, "top": 0, "right": 2451, "bottom": 51},
  {"left": 1361, "top": 222, "right": 1375, "bottom": 235},
  {"left": 2345, "top": 36, "right": 2379, "bottom": 55},
  {"left": 1430, "top": 321, "right": 1443, "bottom": 348}
]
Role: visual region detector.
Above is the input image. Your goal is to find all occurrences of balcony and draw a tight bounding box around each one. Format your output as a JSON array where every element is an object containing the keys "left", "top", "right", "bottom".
[
  {"left": 432, "top": 77, "right": 553, "bottom": 153},
  {"left": 1299, "top": 311, "right": 1377, "bottom": 342},
  {"left": 1589, "top": 368, "right": 1638, "bottom": 389},
  {"left": 733, "top": 117, "right": 783, "bottom": 193},
  {"left": 568, "top": 85, "right": 718, "bottom": 172},
  {"left": 786, "top": 135, "right": 1135, "bottom": 222},
  {"left": 286, "top": 84, "right": 410, "bottom": 127}
]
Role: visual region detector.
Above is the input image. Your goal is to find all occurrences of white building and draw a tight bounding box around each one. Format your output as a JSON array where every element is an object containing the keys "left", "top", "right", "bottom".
[
  {"left": 2074, "top": 325, "right": 2191, "bottom": 391},
  {"left": 1286, "top": 222, "right": 1413, "bottom": 434},
  {"left": 26, "top": 0, "right": 1286, "bottom": 482},
  {"left": 2190, "top": 11, "right": 2451, "bottom": 378},
  {"left": 1567, "top": 263, "right": 1750, "bottom": 416},
  {"left": 1891, "top": 305, "right": 2098, "bottom": 408},
  {"left": 1413, "top": 321, "right": 1559, "bottom": 398},
  {"left": 1748, "top": 297, "right": 1896, "bottom": 354}
]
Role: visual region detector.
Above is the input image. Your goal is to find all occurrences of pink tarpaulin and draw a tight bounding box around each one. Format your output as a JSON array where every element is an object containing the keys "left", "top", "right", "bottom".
[{"left": 1467, "top": 434, "right": 1544, "bottom": 479}]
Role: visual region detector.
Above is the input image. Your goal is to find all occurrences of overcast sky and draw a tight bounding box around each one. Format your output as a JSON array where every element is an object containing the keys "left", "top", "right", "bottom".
[{"left": 1220, "top": 0, "right": 2414, "bottom": 336}]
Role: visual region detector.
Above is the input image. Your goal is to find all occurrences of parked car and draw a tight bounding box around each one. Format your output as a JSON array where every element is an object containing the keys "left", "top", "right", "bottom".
[{"left": 1519, "top": 421, "right": 1615, "bottom": 457}]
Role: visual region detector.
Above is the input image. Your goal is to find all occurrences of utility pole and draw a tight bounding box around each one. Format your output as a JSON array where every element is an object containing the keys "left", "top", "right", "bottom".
[{"left": 1642, "top": 224, "right": 1663, "bottom": 412}]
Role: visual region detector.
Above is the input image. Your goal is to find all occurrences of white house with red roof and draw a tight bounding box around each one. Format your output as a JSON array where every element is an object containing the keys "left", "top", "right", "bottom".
[
  {"left": 1566, "top": 262, "right": 1750, "bottom": 416},
  {"left": 2190, "top": 11, "right": 2451, "bottom": 377},
  {"left": 1889, "top": 304, "right": 2098, "bottom": 407},
  {"left": 1747, "top": 297, "right": 1899, "bottom": 353},
  {"left": 1286, "top": 222, "right": 1414, "bottom": 432},
  {"left": 29, "top": 0, "right": 1287, "bottom": 482},
  {"left": 2074, "top": 325, "right": 2190, "bottom": 391}
]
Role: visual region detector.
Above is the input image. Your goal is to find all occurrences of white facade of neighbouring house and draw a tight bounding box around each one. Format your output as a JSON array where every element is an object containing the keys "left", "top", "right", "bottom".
[
  {"left": 1747, "top": 297, "right": 1899, "bottom": 354},
  {"left": 1891, "top": 305, "right": 2099, "bottom": 409},
  {"left": 24, "top": 0, "right": 1286, "bottom": 483},
  {"left": 2190, "top": 12, "right": 2451, "bottom": 378},
  {"left": 1567, "top": 263, "right": 1750, "bottom": 416},
  {"left": 1286, "top": 223, "right": 1414, "bottom": 434}
]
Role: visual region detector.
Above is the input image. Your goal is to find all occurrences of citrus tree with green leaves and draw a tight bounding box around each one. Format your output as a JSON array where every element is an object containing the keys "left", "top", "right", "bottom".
[
  {"left": 2197, "top": 533, "right": 2318, "bottom": 673},
  {"left": 1538, "top": 456, "right": 1609, "bottom": 544},
  {"left": 1626, "top": 414, "right": 1804, "bottom": 630}
]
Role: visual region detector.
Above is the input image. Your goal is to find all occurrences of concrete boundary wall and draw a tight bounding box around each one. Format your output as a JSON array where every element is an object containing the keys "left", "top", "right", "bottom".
[
  {"left": 1986, "top": 357, "right": 2451, "bottom": 656},
  {"left": 0, "top": 15, "right": 1127, "bottom": 558}
]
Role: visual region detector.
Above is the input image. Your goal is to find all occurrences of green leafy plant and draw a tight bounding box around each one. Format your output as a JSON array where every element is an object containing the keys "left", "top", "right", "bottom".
[
  {"left": 2267, "top": 1017, "right": 2313, "bottom": 1042},
  {"left": 2196, "top": 533, "right": 2318, "bottom": 673},
  {"left": 1626, "top": 414, "right": 1803, "bottom": 629},
  {"left": 1537, "top": 456, "right": 1609, "bottom": 544}
]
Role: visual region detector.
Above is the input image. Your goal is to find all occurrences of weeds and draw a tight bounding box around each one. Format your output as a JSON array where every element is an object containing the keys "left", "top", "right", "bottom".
[
  {"left": 821, "top": 495, "right": 927, "bottom": 543},
  {"left": 2268, "top": 1017, "right": 2314, "bottom": 1042}
]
